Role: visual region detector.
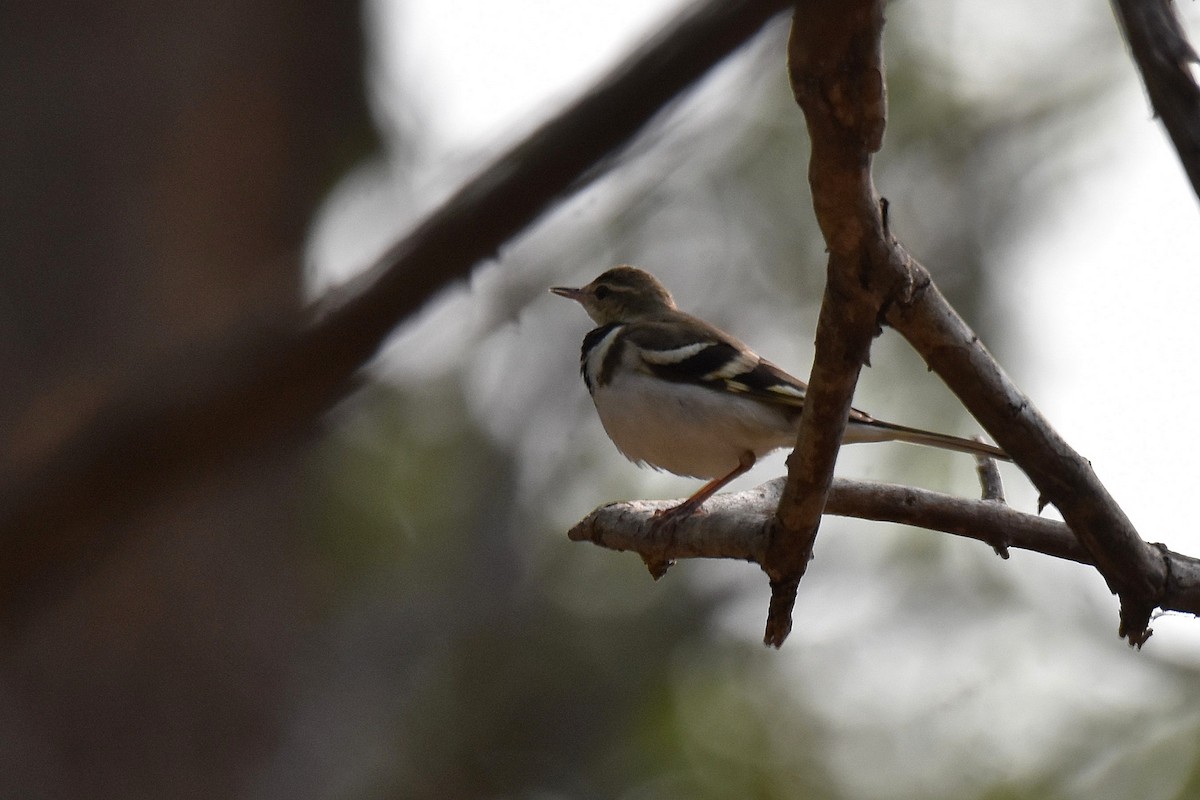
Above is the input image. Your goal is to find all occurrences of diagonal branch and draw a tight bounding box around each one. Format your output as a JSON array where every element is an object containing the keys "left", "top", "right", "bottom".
[
  {"left": 1111, "top": 0, "right": 1200, "bottom": 204},
  {"left": 0, "top": 0, "right": 792, "bottom": 610},
  {"left": 885, "top": 264, "right": 1166, "bottom": 645}
]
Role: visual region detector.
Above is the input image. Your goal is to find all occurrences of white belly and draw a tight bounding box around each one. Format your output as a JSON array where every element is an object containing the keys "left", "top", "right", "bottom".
[{"left": 591, "top": 370, "right": 797, "bottom": 478}]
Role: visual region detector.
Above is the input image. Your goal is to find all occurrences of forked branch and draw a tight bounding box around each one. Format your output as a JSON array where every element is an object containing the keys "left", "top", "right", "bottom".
[{"left": 757, "top": 0, "right": 1191, "bottom": 647}]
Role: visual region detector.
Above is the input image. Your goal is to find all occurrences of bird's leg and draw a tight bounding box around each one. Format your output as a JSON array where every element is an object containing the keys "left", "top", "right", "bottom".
[
  {"left": 651, "top": 451, "right": 757, "bottom": 529},
  {"left": 642, "top": 452, "right": 756, "bottom": 580}
]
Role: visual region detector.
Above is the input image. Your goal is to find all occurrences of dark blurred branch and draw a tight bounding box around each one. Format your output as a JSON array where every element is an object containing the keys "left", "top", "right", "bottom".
[
  {"left": 570, "top": 478, "right": 1200, "bottom": 623},
  {"left": 1111, "top": 0, "right": 1200, "bottom": 204},
  {"left": 0, "top": 0, "right": 791, "bottom": 611}
]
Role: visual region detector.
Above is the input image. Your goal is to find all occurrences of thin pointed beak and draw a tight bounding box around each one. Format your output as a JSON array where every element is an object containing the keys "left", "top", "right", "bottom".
[{"left": 550, "top": 286, "right": 585, "bottom": 302}]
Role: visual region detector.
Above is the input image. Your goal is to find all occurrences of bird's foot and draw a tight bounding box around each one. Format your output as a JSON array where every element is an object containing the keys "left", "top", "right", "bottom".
[{"left": 641, "top": 500, "right": 704, "bottom": 579}]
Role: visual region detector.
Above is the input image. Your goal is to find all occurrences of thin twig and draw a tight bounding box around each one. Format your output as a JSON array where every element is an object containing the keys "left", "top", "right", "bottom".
[
  {"left": 974, "top": 446, "right": 1009, "bottom": 558},
  {"left": 975, "top": 452, "right": 1006, "bottom": 506}
]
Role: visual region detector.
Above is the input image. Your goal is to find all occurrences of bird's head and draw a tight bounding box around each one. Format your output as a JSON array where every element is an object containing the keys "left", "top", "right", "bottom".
[{"left": 550, "top": 265, "right": 677, "bottom": 325}]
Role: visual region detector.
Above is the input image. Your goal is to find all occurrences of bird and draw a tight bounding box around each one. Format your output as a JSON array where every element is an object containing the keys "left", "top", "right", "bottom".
[{"left": 551, "top": 265, "right": 1009, "bottom": 526}]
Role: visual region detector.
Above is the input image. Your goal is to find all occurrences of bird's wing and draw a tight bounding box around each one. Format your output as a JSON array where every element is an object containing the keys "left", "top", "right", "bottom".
[
  {"left": 619, "top": 317, "right": 803, "bottom": 406},
  {"left": 621, "top": 315, "right": 879, "bottom": 422}
]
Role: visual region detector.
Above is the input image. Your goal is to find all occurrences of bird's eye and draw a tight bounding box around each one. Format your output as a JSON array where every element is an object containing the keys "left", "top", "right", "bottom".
[{"left": 593, "top": 286, "right": 611, "bottom": 300}]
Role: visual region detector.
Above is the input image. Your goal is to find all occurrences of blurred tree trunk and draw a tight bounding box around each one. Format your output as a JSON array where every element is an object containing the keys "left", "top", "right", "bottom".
[{"left": 0, "top": 1, "right": 370, "bottom": 797}]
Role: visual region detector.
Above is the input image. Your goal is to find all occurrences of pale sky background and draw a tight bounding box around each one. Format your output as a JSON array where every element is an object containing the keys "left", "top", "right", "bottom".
[{"left": 366, "top": 0, "right": 1200, "bottom": 652}]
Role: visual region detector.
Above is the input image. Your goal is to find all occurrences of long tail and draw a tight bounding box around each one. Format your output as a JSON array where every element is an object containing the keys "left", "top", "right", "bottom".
[{"left": 845, "top": 419, "right": 1010, "bottom": 461}]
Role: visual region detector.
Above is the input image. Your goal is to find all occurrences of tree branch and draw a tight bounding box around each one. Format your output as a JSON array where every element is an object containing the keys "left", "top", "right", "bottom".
[
  {"left": 570, "top": 478, "right": 1083, "bottom": 566},
  {"left": 0, "top": 0, "right": 792, "bottom": 611},
  {"left": 569, "top": 478, "right": 1200, "bottom": 623},
  {"left": 885, "top": 265, "right": 1165, "bottom": 645},
  {"left": 763, "top": 0, "right": 897, "bottom": 647},
  {"left": 1111, "top": 0, "right": 1200, "bottom": 204}
]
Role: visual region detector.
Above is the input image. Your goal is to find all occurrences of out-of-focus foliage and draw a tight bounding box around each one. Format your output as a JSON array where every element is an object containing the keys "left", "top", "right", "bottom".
[{"left": 258, "top": 379, "right": 749, "bottom": 799}]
